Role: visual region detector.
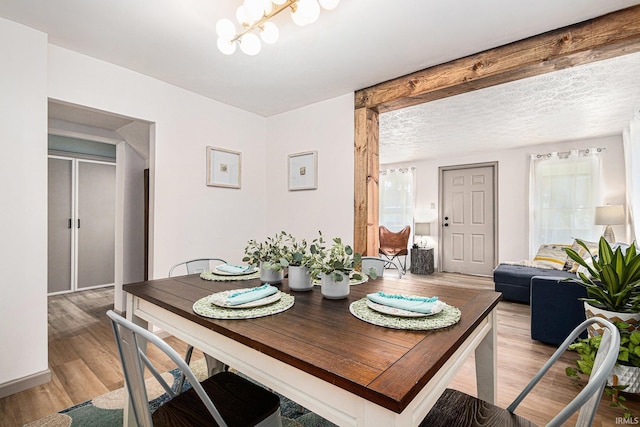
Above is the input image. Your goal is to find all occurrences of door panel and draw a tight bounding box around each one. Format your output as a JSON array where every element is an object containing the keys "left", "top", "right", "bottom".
[
  {"left": 442, "top": 165, "right": 495, "bottom": 275},
  {"left": 77, "top": 161, "right": 116, "bottom": 289},
  {"left": 48, "top": 158, "right": 73, "bottom": 293}
]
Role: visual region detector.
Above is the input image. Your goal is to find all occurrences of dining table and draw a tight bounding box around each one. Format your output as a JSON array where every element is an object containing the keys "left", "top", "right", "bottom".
[{"left": 123, "top": 270, "right": 501, "bottom": 427}]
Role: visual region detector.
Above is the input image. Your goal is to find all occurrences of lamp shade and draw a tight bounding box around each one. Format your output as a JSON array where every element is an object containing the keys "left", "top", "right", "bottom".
[
  {"left": 415, "top": 222, "right": 431, "bottom": 236},
  {"left": 594, "top": 205, "right": 625, "bottom": 225}
]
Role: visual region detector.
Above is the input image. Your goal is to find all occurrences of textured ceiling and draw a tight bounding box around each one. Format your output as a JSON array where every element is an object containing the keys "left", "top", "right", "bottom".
[{"left": 379, "top": 52, "right": 640, "bottom": 164}]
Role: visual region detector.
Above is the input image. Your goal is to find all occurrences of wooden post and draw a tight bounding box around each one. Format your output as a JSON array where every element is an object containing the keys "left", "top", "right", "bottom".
[{"left": 354, "top": 107, "right": 379, "bottom": 256}]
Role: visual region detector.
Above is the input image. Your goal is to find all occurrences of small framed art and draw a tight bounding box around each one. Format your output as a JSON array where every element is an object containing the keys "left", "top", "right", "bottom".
[
  {"left": 206, "top": 146, "right": 241, "bottom": 189},
  {"left": 288, "top": 150, "right": 318, "bottom": 191}
]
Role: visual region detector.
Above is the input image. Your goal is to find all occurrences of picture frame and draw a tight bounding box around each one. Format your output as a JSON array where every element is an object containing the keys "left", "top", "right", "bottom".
[
  {"left": 206, "top": 146, "right": 241, "bottom": 189},
  {"left": 288, "top": 150, "right": 318, "bottom": 191}
]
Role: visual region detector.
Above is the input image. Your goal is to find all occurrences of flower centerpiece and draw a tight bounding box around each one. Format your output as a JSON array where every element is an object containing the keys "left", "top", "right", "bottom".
[
  {"left": 308, "top": 233, "right": 376, "bottom": 299},
  {"left": 242, "top": 231, "right": 289, "bottom": 284},
  {"left": 284, "top": 234, "right": 314, "bottom": 291}
]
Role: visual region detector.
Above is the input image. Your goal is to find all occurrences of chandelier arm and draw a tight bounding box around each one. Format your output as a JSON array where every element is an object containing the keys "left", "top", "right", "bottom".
[{"left": 232, "top": 0, "right": 298, "bottom": 43}]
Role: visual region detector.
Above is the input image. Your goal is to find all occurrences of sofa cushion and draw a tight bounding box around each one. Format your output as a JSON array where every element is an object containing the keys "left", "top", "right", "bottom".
[
  {"left": 493, "top": 264, "right": 576, "bottom": 303},
  {"left": 532, "top": 244, "right": 570, "bottom": 270}
]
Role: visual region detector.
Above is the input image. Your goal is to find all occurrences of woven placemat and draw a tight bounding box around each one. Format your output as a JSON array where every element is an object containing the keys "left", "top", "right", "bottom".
[
  {"left": 349, "top": 298, "right": 461, "bottom": 330},
  {"left": 193, "top": 293, "right": 295, "bottom": 319},
  {"left": 200, "top": 270, "right": 261, "bottom": 281}
]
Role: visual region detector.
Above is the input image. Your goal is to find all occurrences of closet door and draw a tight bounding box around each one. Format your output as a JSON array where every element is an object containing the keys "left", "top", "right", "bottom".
[
  {"left": 76, "top": 160, "right": 116, "bottom": 289},
  {"left": 48, "top": 157, "right": 73, "bottom": 293}
]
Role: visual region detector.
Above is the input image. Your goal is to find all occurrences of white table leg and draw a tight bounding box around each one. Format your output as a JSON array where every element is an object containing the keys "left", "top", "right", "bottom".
[{"left": 475, "top": 310, "right": 497, "bottom": 403}]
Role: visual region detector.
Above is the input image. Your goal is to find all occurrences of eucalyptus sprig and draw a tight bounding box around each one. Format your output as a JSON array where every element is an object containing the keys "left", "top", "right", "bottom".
[{"left": 242, "top": 231, "right": 290, "bottom": 272}]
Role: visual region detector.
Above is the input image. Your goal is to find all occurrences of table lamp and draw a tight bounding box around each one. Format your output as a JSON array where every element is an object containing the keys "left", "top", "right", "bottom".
[
  {"left": 594, "top": 205, "right": 625, "bottom": 243},
  {"left": 414, "top": 222, "right": 431, "bottom": 248}
]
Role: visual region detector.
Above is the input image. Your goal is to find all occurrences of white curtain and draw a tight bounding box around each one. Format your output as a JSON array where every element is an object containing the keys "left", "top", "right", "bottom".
[
  {"left": 529, "top": 149, "right": 602, "bottom": 257},
  {"left": 379, "top": 167, "right": 415, "bottom": 236}
]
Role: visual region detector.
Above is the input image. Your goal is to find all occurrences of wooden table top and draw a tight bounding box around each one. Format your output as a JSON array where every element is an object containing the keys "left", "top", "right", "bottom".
[{"left": 124, "top": 274, "right": 501, "bottom": 413}]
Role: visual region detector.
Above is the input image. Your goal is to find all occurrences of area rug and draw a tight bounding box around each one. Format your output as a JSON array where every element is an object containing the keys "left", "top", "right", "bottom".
[{"left": 24, "top": 359, "right": 335, "bottom": 427}]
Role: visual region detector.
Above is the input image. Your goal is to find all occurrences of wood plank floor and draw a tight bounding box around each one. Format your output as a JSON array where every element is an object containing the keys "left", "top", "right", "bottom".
[{"left": 0, "top": 272, "right": 638, "bottom": 426}]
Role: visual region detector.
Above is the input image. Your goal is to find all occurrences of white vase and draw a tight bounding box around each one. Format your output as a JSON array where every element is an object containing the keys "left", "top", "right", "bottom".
[
  {"left": 608, "top": 364, "right": 640, "bottom": 394},
  {"left": 583, "top": 302, "right": 640, "bottom": 337},
  {"left": 320, "top": 272, "right": 350, "bottom": 299},
  {"left": 288, "top": 265, "right": 313, "bottom": 291},
  {"left": 260, "top": 261, "right": 284, "bottom": 285}
]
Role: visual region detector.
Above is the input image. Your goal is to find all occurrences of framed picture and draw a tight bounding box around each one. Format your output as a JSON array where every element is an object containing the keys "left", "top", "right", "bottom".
[
  {"left": 206, "top": 146, "right": 241, "bottom": 188},
  {"left": 288, "top": 150, "right": 318, "bottom": 191}
]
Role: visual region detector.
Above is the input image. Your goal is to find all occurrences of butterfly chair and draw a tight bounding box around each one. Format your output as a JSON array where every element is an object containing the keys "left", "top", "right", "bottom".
[
  {"left": 420, "top": 317, "right": 620, "bottom": 427},
  {"left": 169, "top": 258, "right": 227, "bottom": 391},
  {"left": 379, "top": 225, "right": 411, "bottom": 274},
  {"left": 361, "top": 256, "right": 402, "bottom": 279},
  {"left": 107, "top": 310, "right": 282, "bottom": 427}
]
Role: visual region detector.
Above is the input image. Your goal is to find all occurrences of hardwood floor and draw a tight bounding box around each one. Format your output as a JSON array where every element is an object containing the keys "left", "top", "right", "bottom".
[{"left": 0, "top": 273, "right": 638, "bottom": 426}]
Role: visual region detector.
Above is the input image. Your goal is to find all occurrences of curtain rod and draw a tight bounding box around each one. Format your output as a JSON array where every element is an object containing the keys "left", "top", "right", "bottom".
[{"left": 533, "top": 147, "right": 606, "bottom": 159}]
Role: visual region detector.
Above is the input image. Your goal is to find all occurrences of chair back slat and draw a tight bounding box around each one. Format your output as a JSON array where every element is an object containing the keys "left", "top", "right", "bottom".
[
  {"left": 575, "top": 328, "right": 613, "bottom": 427},
  {"left": 110, "top": 322, "right": 154, "bottom": 426}
]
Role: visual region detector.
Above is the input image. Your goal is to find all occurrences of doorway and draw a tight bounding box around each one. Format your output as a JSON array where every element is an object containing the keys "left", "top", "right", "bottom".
[
  {"left": 48, "top": 155, "right": 116, "bottom": 294},
  {"left": 439, "top": 162, "right": 497, "bottom": 276}
]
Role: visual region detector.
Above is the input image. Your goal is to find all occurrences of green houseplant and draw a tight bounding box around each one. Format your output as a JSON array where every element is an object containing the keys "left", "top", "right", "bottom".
[
  {"left": 565, "top": 237, "right": 640, "bottom": 313},
  {"left": 284, "top": 234, "right": 314, "bottom": 291},
  {"left": 242, "top": 231, "right": 290, "bottom": 284},
  {"left": 308, "top": 233, "right": 376, "bottom": 299},
  {"left": 567, "top": 321, "right": 640, "bottom": 418}
]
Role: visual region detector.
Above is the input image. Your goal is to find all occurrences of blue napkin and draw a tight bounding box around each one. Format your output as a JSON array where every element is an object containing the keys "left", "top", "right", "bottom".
[
  {"left": 226, "top": 284, "right": 277, "bottom": 306},
  {"left": 367, "top": 291, "right": 440, "bottom": 314},
  {"left": 217, "top": 264, "right": 253, "bottom": 274}
]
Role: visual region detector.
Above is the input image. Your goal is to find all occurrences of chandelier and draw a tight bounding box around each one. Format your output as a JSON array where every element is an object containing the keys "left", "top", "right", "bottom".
[{"left": 216, "top": 0, "right": 340, "bottom": 56}]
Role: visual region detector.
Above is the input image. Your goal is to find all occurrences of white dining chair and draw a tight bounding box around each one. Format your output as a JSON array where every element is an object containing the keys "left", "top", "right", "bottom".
[
  {"left": 107, "top": 310, "right": 282, "bottom": 427},
  {"left": 420, "top": 317, "right": 620, "bottom": 427}
]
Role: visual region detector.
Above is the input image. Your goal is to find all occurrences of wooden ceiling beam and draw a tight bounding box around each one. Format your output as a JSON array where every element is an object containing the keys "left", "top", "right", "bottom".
[{"left": 354, "top": 4, "right": 640, "bottom": 113}]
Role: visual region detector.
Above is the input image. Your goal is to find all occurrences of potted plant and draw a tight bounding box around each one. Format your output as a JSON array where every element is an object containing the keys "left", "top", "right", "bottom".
[
  {"left": 565, "top": 237, "right": 640, "bottom": 335},
  {"left": 242, "top": 231, "right": 289, "bottom": 284},
  {"left": 308, "top": 233, "right": 376, "bottom": 299},
  {"left": 566, "top": 321, "right": 640, "bottom": 418},
  {"left": 284, "top": 234, "right": 314, "bottom": 291}
]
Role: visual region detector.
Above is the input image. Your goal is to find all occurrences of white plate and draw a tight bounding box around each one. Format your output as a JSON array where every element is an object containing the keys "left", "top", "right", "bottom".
[
  {"left": 208, "top": 289, "right": 281, "bottom": 308},
  {"left": 365, "top": 299, "right": 443, "bottom": 318},
  {"left": 213, "top": 265, "right": 257, "bottom": 276}
]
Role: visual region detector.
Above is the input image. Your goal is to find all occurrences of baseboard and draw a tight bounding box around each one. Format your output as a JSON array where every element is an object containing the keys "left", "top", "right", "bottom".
[{"left": 0, "top": 369, "right": 51, "bottom": 399}]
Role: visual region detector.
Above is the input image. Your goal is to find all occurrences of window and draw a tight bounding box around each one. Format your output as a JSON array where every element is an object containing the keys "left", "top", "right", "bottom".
[
  {"left": 529, "top": 149, "right": 602, "bottom": 257},
  {"left": 379, "top": 167, "right": 415, "bottom": 236}
]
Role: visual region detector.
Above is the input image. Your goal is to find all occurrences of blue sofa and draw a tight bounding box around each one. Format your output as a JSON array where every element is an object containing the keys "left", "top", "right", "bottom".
[{"left": 493, "top": 264, "right": 576, "bottom": 304}]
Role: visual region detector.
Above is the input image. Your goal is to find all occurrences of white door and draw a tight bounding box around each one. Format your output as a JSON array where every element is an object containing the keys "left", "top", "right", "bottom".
[
  {"left": 48, "top": 156, "right": 115, "bottom": 294},
  {"left": 440, "top": 164, "right": 496, "bottom": 276}
]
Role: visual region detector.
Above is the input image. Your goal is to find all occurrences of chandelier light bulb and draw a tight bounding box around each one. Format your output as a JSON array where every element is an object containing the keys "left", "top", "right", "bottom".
[
  {"left": 291, "top": 0, "right": 320, "bottom": 26},
  {"left": 240, "top": 32, "right": 262, "bottom": 55},
  {"left": 260, "top": 21, "right": 279, "bottom": 44},
  {"left": 318, "top": 0, "right": 340, "bottom": 10},
  {"left": 217, "top": 37, "right": 237, "bottom": 55},
  {"left": 215, "top": 18, "right": 236, "bottom": 39},
  {"left": 236, "top": 5, "right": 249, "bottom": 25},
  {"left": 243, "top": 0, "right": 265, "bottom": 23}
]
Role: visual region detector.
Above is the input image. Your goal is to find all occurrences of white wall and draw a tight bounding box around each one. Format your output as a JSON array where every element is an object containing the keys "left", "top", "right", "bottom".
[
  {"left": 47, "top": 46, "right": 268, "bottom": 280},
  {"left": 624, "top": 112, "right": 640, "bottom": 243},
  {"left": 122, "top": 142, "right": 146, "bottom": 284},
  {"left": 0, "top": 18, "right": 49, "bottom": 391},
  {"left": 265, "top": 94, "right": 355, "bottom": 244},
  {"left": 383, "top": 134, "right": 626, "bottom": 268}
]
